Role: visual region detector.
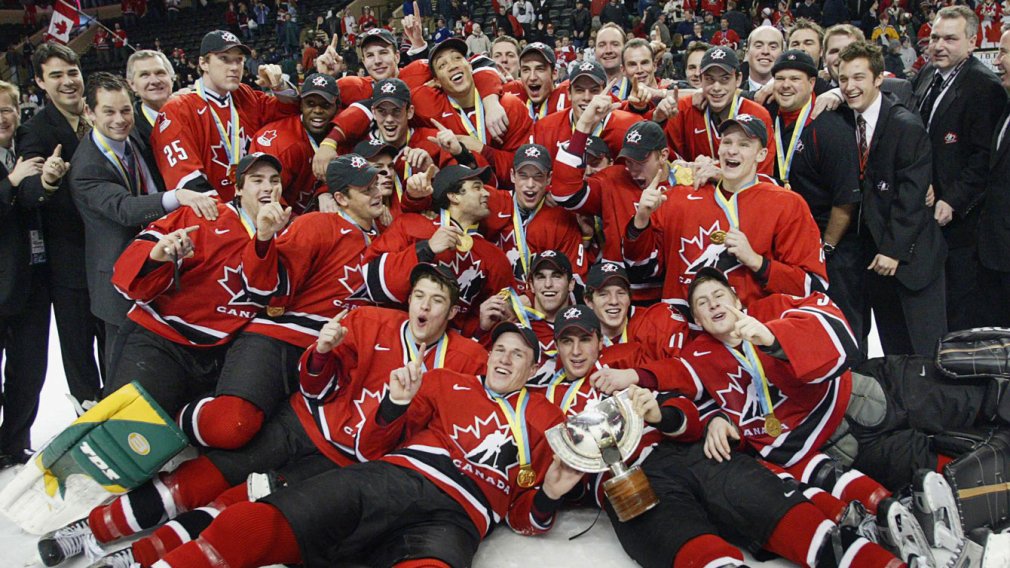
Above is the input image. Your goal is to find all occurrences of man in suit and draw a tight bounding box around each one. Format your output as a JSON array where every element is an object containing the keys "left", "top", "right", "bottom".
[
  {"left": 125, "top": 50, "right": 176, "bottom": 144},
  {"left": 978, "top": 30, "right": 1010, "bottom": 325},
  {"left": 16, "top": 42, "right": 103, "bottom": 408},
  {"left": 822, "top": 24, "right": 916, "bottom": 107},
  {"left": 0, "top": 80, "right": 47, "bottom": 468},
  {"left": 838, "top": 41, "right": 947, "bottom": 356},
  {"left": 70, "top": 72, "right": 217, "bottom": 374},
  {"left": 912, "top": 5, "right": 1006, "bottom": 331}
]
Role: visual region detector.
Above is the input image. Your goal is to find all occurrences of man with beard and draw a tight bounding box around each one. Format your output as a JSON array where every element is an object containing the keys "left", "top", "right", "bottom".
[
  {"left": 125, "top": 49, "right": 176, "bottom": 142},
  {"left": 249, "top": 73, "right": 340, "bottom": 215}
]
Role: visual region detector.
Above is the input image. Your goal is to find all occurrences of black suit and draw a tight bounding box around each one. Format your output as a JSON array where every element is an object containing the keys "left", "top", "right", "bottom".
[
  {"left": 842, "top": 94, "right": 948, "bottom": 356},
  {"left": 69, "top": 128, "right": 166, "bottom": 370},
  {"left": 912, "top": 59, "right": 1007, "bottom": 330},
  {"left": 16, "top": 103, "right": 103, "bottom": 403},
  {"left": 133, "top": 100, "right": 154, "bottom": 146},
  {"left": 978, "top": 103, "right": 1010, "bottom": 325},
  {"left": 0, "top": 155, "right": 52, "bottom": 456}
]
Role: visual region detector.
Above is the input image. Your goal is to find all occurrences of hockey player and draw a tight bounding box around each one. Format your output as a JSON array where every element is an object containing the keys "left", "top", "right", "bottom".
[
  {"left": 532, "top": 60, "right": 643, "bottom": 160},
  {"left": 510, "top": 42, "right": 570, "bottom": 122},
  {"left": 249, "top": 73, "right": 340, "bottom": 215},
  {"left": 105, "top": 153, "right": 289, "bottom": 417},
  {"left": 147, "top": 323, "right": 575, "bottom": 568},
  {"left": 41, "top": 264, "right": 487, "bottom": 568},
  {"left": 660, "top": 46, "right": 778, "bottom": 175},
  {"left": 623, "top": 115, "right": 825, "bottom": 312},
  {"left": 152, "top": 31, "right": 300, "bottom": 201}
]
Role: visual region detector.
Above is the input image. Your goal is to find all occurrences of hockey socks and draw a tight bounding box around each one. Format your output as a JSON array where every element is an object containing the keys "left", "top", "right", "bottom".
[
  {"left": 153, "top": 502, "right": 300, "bottom": 568},
  {"left": 832, "top": 469, "right": 890, "bottom": 514},
  {"left": 673, "top": 534, "right": 746, "bottom": 568},
  {"left": 393, "top": 560, "right": 452, "bottom": 568},
  {"left": 88, "top": 456, "right": 229, "bottom": 543},
  {"left": 178, "top": 395, "right": 265, "bottom": 450},
  {"left": 768, "top": 502, "right": 903, "bottom": 568}
]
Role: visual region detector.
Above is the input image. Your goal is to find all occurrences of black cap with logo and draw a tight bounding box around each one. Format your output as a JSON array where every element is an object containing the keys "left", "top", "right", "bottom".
[
  {"left": 360, "top": 28, "right": 398, "bottom": 49},
  {"left": 513, "top": 143, "right": 552, "bottom": 173},
  {"left": 300, "top": 73, "right": 339, "bottom": 103},
  {"left": 585, "top": 136, "right": 612, "bottom": 159},
  {"left": 353, "top": 138, "right": 398, "bottom": 160},
  {"left": 371, "top": 78, "right": 411, "bottom": 107},
  {"left": 586, "top": 261, "right": 630, "bottom": 292},
  {"left": 553, "top": 305, "right": 602, "bottom": 339},
  {"left": 717, "top": 114, "right": 768, "bottom": 147},
  {"left": 700, "top": 46, "right": 740, "bottom": 74},
  {"left": 236, "top": 152, "right": 282, "bottom": 179},
  {"left": 429, "top": 37, "right": 469, "bottom": 64},
  {"left": 409, "top": 263, "right": 460, "bottom": 297},
  {"left": 771, "top": 50, "right": 818, "bottom": 78},
  {"left": 201, "top": 30, "right": 252, "bottom": 57},
  {"left": 529, "top": 250, "right": 573, "bottom": 277},
  {"left": 617, "top": 121, "right": 668, "bottom": 162},
  {"left": 520, "top": 42, "right": 557, "bottom": 67},
  {"left": 326, "top": 154, "right": 379, "bottom": 194},
  {"left": 432, "top": 165, "right": 491, "bottom": 209},
  {"left": 491, "top": 322, "right": 541, "bottom": 361},
  {"left": 569, "top": 60, "right": 607, "bottom": 86}
]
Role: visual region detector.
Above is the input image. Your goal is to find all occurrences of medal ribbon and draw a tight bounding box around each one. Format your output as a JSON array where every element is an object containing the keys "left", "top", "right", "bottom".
[
  {"left": 713, "top": 178, "right": 758, "bottom": 232},
  {"left": 141, "top": 104, "right": 158, "bottom": 127},
  {"left": 504, "top": 287, "right": 549, "bottom": 327},
  {"left": 338, "top": 208, "right": 375, "bottom": 245},
  {"left": 601, "top": 326, "right": 628, "bottom": 347},
  {"left": 236, "top": 205, "right": 256, "bottom": 238},
  {"left": 448, "top": 90, "right": 487, "bottom": 144},
  {"left": 570, "top": 109, "right": 609, "bottom": 137},
  {"left": 614, "top": 77, "right": 632, "bottom": 101},
  {"left": 305, "top": 129, "right": 320, "bottom": 152},
  {"left": 703, "top": 90, "right": 741, "bottom": 157},
  {"left": 526, "top": 99, "right": 548, "bottom": 122},
  {"left": 403, "top": 322, "right": 448, "bottom": 372},
  {"left": 546, "top": 369, "right": 587, "bottom": 414},
  {"left": 196, "top": 79, "right": 241, "bottom": 168},
  {"left": 773, "top": 98, "right": 812, "bottom": 186},
  {"left": 94, "top": 131, "right": 143, "bottom": 195},
  {"left": 511, "top": 198, "right": 543, "bottom": 280},
  {"left": 487, "top": 387, "right": 533, "bottom": 473},
  {"left": 723, "top": 340, "right": 776, "bottom": 418},
  {"left": 439, "top": 209, "right": 479, "bottom": 236},
  {"left": 392, "top": 137, "right": 414, "bottom": 201}
]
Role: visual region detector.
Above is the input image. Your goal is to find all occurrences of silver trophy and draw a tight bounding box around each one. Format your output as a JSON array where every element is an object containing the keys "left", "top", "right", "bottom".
[{"left": 545, "top": 390, "right": 658, "bottom": 521}]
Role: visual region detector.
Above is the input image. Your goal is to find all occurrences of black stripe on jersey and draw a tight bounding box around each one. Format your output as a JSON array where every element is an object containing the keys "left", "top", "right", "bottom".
[
  {"left": 624, "top": 256, "right": 663, "bottom": 287},
  {"left": 762, "top": 379, "right": 839, "bottom": 466},
  {"left": 306, "top": 400, "right": 357, "bottom": 460},
  {"left": 164, "top": 317, "right": 225, "bottom": 345},
  {"left": 552, "top": 182, "right": 590, "bottom": 210},
  {"left": 360, "top": 255, "right": 400, "bottom": 304},
  {"left": 796, "top": 307, "right": 859, "bottom": 370},
  {"left": 390, "top": 448, "right": 495, "bottom": 521},
  {"left": 239, "top": 263, "right": 279, "bottom": 306},
  {"left": 266, "top": 311, "right": 328, "bottom": 334},
  {"left": 137, "top": 233, "right": 160, "bottom": 244}
]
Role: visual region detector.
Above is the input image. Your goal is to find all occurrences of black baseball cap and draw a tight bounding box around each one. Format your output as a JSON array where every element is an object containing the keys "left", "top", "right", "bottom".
[
  {"left": 360, "top": 28, "right": 398, "bottom": 49},
  {"left": 513, "top": 143, "right": 552, "bottom": 173},
  {"left": 553, "top": 305, "right": 602, "bottom": 339},
  {"left": 236, "top": 152, "right": 282, "bottom": 178},
  {"left": 586, "top": 261, "right": 630, "bottom": 292},
  {"left": 200, "top": 30, "right": 251, "bottom": 57},
  {"left": 430, "top": 37, "right": 469, "bottom": 64},
  {"left": 700, "top": 46, "right": 740, "bottom": 74},
  {"left": 371, "top": 78, "right": 411, "bottom": 107},
  {"left": 409, "top": 263, "right": 460, "bottom": 299},
  {"left": 569, "top": 60, "right": 607, "bottom": 86},
  {"left": 520, "top": 41, "right": 557, "bottom": 67},
  {"left": 491, "top": 321, "right": 541, "bottom": 361},
  {"left": 585, "top": 136, "right": 612, "bottom": 160},
  {"left": 718, "top": 114, "right": 768, "bottom": 147},
  {"left": 687, "top": 266, "right": 733, "bottom": 306},
  {"left": 326, "top": 153, "right": 379, "bottom": 194},
  {"left": 617, "top": 121, "right": 668, "bottom": 162},
  {"left": 432, "top": 165, "right": 491, "bottom": 209},
  {"left": 353, "top": 138, "right": 398, "bottom": 160},
  {"left": 771, "top": 50, "right": 818, "bottom": 78},
  {"left": 300, "top": 73, "right": 339, "bottom": 103},
  {"left": 529, "top": 250, "right": 573, "bottom": 277}
]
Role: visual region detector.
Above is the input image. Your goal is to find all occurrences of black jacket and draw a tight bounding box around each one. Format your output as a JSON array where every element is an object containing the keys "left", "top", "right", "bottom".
[
  {"left": 978, "top": 104, "right": 1010, "bottom": 273},
  {"left": 0, "top": 157, "right": 44, "bottom": 316}
]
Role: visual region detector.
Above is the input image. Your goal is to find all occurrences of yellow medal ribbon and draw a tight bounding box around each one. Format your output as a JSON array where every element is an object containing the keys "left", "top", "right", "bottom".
[
  {"left": 487, "top": 386, "right": 534, "bottom": 482},
  {"left": 724, "top": 340, "right": 779, "bottom": 432},
  {"left": 338, "top": 208, "right": 375, "bottom": 246},
  {"left": 703, "top": 90, "right": 741, "bottom": 158},
  {"left": 773, "top": 98, "right": 813, "bottom": 188},
  {"left": 236, "top": 205, "right": 256, "bottom": 238},
  {"left": 93, "top": 131, "right": 144, "bottom": 196},
  {"left": 448, "top": 89, "right": 487, "bottom": 144},
  {"left": 601, "top": 326, "right": 628, "bottom": 347},
  {"left": 196, "top": 79, "right": 242, "bottom": 169},
  {"left": 570, "top": 109, "right": 609, "bottom": 137},
  {"left": 511, "top": 198, "right": 543, "bottom": 280},
  {"left": 546, "top": 369, "right": 586, "bottom": 415},
  {"left": 713, "top": 178, "right": 758, "bottom": 233},
  {"left": 526, "top": 99, "right": 548, "bottom": 122},
  {"left": 141, "top": 104, "right": 158, "bottom": 127},
  {"left": 403, "top": 322, "right": 448, "bottom": 372}
]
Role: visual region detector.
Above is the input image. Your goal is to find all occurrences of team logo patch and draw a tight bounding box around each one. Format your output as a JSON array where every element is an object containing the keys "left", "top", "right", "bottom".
[
  {"left": 350, "top": 156, "right": 368, "bottom": 169},
  {"left": 626, "top": 130, "right": 642, "bottom": 144},
  {"left": 944, "top": 132, "right": 958, "bottom": 144},
  {"left": 562, "top": 307, "right": 583, "bottom": 320},
  {"left": 711, "top": 48, "right": 727, "bottom": 60},
  {"left": 736, "top": 114, "right": 755, "bottom": 123},
  {"left": 312, "top": 75, "right": 328, "bottom": 87},
  {"left": 369, "top": 138, "right": 384, "bottom": 145},
  {"left": 220, "top": 31, "right": 239, "bottom": 43},
  {"left": 601, "top": 263, "right": 619, "bottom": 273},
  {"left": 158, "top": 117, "right": 171, "bottom": 133},
  {"left": 380, "top": 82, "right": 397, "bottom": 94},
  {"left": 787, "top": 53, "right": 796, "bottom": 60},
  {"left": 524, "top": 146, "right": 541, "bottom": 158},
  {"left": 539, "top": 250, "right": 557, "bottom": 258},
  {"left": 579, "top": 61, "right": 596, "bottom": 71},
  {"left": 257, "top": 130, "right": 278, "bottom": 146},
  {"left": 876, "top": 181, "right": 889, "bottom": 192}
]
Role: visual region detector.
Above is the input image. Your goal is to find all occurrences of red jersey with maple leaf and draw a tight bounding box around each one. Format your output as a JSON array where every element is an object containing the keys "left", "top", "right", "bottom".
[
  {"left": 111, "top": 203, "right": 279, "bottom": 347},
  {"left": 653, "top": 292, "right": 857, "bottom": 467},
  {"left": 503, "top": 79, "right": 571, "bottom": 123},
  {"left": 295, "top": 306, "right": 487, "bottom": 466},
  {"left": 622, "top": 181, "right": 826, "bottom": 310},
  {"left": 533, "top": 108, "right": 643, "bottom": 161},
  {"left": 152, "top": 83, "right": 300, "bottom": 201},
  {"left": 361, "top": 369, "right": 565, "bottom": 537},
  {"left": 244, "top": 211, "right": 376, "bottom": 348},
  {"left": 249, "top": 115, "right": 326, "bottom": 215},
  {"left": 664, "top": 94, "right": 777, "bottom": 175},
  {"left": 624, "top": 302, "right": 693, "bottom": 360}
]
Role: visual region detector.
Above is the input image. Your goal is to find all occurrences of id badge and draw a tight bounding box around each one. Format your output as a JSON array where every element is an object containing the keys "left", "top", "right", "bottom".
[{"left": 29, "top": 229, "right": 47, "bottom": 265}]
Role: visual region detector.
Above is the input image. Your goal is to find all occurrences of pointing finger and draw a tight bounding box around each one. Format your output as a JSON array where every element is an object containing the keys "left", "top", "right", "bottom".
[
  {"left": 431, "top": 118, "right": 450, "bottom": 132},
  {"left": 334, "top": 308, "right": 350, "bottom": 322},
  {"left": 51, "top": 144, "right": 62, "bottom": 159},
  {"left": 183, "top": 225, "right": 201, "bottom": 234}
]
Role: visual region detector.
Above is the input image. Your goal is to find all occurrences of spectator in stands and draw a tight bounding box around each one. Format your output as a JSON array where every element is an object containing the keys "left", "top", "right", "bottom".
[
  {"left": 301, "top": 38, "right": 318, "bottom": 72},
  {"left": 712, "top": 17, "right": 740, "bottom": 48},
  {"left": 93, "top": 27, "right": 112, "bottom": 65},
  {"left": 884, "top": 38, "right": 906, "bottom": 78},
  {"left": 651, "top": 12, "right": 672, "bottom": 47},
  {"left": 122, "top": 0, "right": 137, "bottom": 28},
  {"left": 601, "top": 0, "right": 629, "bottom": 28},
  {"left": 795, "top": 0, "right": 822, "bottom": 21},
  {"left": 513, "top": 0, "right": 536, "bottom": 35},
  {"left": 572, "top": 1, "right": 591, "bottom": 49},
  {"left": 433, "top": 17, "right": 452, "bottom": 43},
  {"left": 701, "top": 11, "right": 719, "bottom": 39},
  {"left": 113, "top": 23, "right": 129, "bottom": 63},
  {"left": 466, "top": 23, "right": 493, "bottom": 56},
  {"left": 225, "top": 2, "right": 241, "bottom": 37},
  {"left": 700, "top": 0, "right": 725, "bottom": 18},
  {"left": 359, "top": 5, "right": 378, "bottom": 33},
  {"left": 440, "top": 0, "right": 461, "bottom": 33},
  {"left": 254, "top": 0, "right": 270, "bottom": 35},
  {"left": 870, "top": 11, "right": 900, "bottom": 45},
  {"left": 685, "top": 20, "right": 707, "bottom": 44},
  {"left": 494, "top": 5, "right": 511, "bottom": 37},
  {"left": 20, "top": 91, "right": 38, "bottom": 121},
  {"left": 723, "top": 0, "right": 750, "bottom": 38},
  {"left": 280, "top": 13, "right": 300, "bottom": 56},
  {"left": 343, "top": 8, "right": 359, "bottom": 38},
  {"left": 166, "top": 0, "right": 180, "bottom": 22},
  {"left": 238, "top": 3, "right": 253, "bottom": 40}
]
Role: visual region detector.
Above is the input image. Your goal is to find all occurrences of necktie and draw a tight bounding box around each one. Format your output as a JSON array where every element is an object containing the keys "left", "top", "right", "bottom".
[
  {"left": 75, "top": 116, "right": 90, "bottom": 141},
  {"left": 919, "top": 72, "right": 943, "bottom": 125},
  {"left": 123, "top": 142, "right": 141, "bottom": 196},
  {"left": 857, "top": 114, "right": 869, "bottom": 175}
]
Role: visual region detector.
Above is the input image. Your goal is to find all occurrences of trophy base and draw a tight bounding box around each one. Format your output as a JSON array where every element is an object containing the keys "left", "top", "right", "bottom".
[{"left": 604, "top": 465, "right": 659, "bottom": 522}]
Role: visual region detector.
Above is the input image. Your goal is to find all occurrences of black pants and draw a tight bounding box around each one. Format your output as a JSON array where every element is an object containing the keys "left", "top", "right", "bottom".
[
  {"left": 264, "top": 461, "right": 480, "bottom": 568},
  {"left": 826, "top": 234, "right": 867, "bottom": 358},
  {"left": 51, "top": 284, "right": 104, "bottom": 403},
  {"left": 214, "top": 332, "right": 303, "bottom": 414},
  {"left": 0, "top": 282, "right": 50, "bottom": 454},
  {"left": 979, "top": 266, "right": 1010, "bottom": 327},
  {"left": 945, "top": 245, "right": 983, "bottom": 332},
  {"left": 862, "top": 266, "right": 948, "bottom": 357}
]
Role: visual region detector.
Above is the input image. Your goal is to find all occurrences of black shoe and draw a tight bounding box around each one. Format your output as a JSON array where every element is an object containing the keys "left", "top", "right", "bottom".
[{"left": 0, "top": 448, "right": 33, "bottom": 470}]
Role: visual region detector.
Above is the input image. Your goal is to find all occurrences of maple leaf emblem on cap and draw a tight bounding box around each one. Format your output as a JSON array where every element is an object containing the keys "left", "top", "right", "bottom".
[
  {"left": 220, "top": 31, "right": 239, "bottom": 43},
  {"left": 562, "top": 307, "right": 582, "bottom": 320},
  {"left": 601, "top": 263, "right": 619, "bottom": 272},
  {"left": 711, "top": 49, "right": 727, "bottom": 60},
  {"left": 626, "top": 130, "right": 642, "bottom": 144},
  {"left": 369, "top": 138, "right": 384, "bottom": 145},
  {"left": 350, "top": 156, "right": 368, "bottom": 168},
  {"left": 531, "top": 42, "right": 547, "bottom": 50},
  {"left": 524, "top": 146, "right": 541, "bottom": 157},
  {"left": 380, "top": 82, "right": 397, "bottom": 93},
  {"left": 580, "top": 61, "right": 596, "bottom": 71},
  {"left": 312, "top": 76, "right": 328, "bottom": 87},
  {"left": 736, "top": 114, "right": 754, "bottom": 122},
  {"left": 540, "top": 250, "right": 557, "bottom": 257},
  {"left": 366, "top": 28, "right": 381, "bottom": 35}
]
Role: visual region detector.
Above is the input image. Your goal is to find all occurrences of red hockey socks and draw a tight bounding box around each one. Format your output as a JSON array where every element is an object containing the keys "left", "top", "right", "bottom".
[
  {"left": 833, "top": 470, "right": 890, "bottom": 514},
  {"left": 178, "top": 395, "right": 264, "bottom": 450},
  {"left": 394, "top": 559, "right": 452, "bottom": 568},
  {"left": 803, "top": 486, "right": 848, "bottom": 524},
  {"left": 132, "top": 507, "right": 219, "bottom": 567},
  {"left": 766, "top": 502, "right": 835, "bottom": 567},
  {"left": 674, "top": 534, "right": 745, "bottom": 568}
]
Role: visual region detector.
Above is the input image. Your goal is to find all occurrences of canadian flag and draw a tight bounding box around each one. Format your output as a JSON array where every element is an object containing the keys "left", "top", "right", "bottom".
[{"left": 47, "top": 0, "right": 80, "bottom": 44}]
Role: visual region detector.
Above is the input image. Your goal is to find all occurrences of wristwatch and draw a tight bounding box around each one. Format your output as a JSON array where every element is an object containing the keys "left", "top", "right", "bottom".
[{"left": 822, "top": 242, "right": 836, "bottom": 258}]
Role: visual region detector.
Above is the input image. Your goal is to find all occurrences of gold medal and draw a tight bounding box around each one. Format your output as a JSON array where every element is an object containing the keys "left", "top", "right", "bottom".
[
  {"left": 266, "top": 306, "right": 285, "bottom": 317},
  {"left": 764, "top": 414, "right": 782, "bottom": 438},
  {"left": 784, "top": 181, "right": 792, "bottom": 192},
  {"left": 710, "top": 230, "right": 727, "bottom": 245},
  {"left": 226, "top": 164, "right": 237, "bottom": 187},
  {"left": 517, "top": 465, "right": 537, "bottom": 488},
  {"left": 673, "top": 166, "right": 694, "bottom": 187},
  {"left": 456, "top": 232, "right": 473, "bottom": 252}
]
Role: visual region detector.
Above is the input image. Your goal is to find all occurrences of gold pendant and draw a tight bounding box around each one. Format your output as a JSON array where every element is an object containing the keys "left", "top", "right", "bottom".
[
  {"left": 266, "top": 306, "right": 285, "bottom": 317},
  {"left": 673, "top": 166, "right": 694, "bottom": 187},
  {"left": 517, "top": 465, "right": 537, "bottom": 488},
  {"left": 764, "top": 414, "right": 782, "bottom": 438},
  {"left": 710, "top": 230, "right": 727, "bottom": 245},
  {"left": 784, "top": 181, "right": 792, "bottom": 192},
  {"left": 457, "top": 233, "right": 473, "bottom": 253}
]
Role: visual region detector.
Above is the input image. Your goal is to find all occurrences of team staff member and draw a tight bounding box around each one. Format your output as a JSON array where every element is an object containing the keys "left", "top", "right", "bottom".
[
  {"left": 106, "top": 153, "right": 289, "bottom": 416},
  {"left": 767, "top": 51, "right": 864, "bottom": 346},
  {"left": 249, "top": 73, "right": 340, "bottom": 215},
  {"left": 912, "top": 5, "right": 1006, "bottom": 330},
  {"left": 743, "top": 26, "right": 785, "bottom": 91},
  {"left": 596, "top": 23, "right": 629, "bottom": 100},
  {"left": 838, "top": 41, "right": 947, "bottom": 356},
  {"left": 153, "top": 31, "right": 299, "bottom": 202},
  {"left": 662, "top": 47, "right": 778, "bottom": 175},
  {"left": 150, "top": 324, "right": 573, "bottom": 568},
  {"left": 125, "top": 50, "right": 176, "bottom": 142},
  {"left": 624, "top": 116, "right": 825, "bottom": 313}
]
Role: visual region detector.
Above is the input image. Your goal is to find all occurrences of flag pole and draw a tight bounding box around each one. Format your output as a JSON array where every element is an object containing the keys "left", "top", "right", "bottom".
[{"left": 56, "top": 0, "right": 139, "bottom": 52}]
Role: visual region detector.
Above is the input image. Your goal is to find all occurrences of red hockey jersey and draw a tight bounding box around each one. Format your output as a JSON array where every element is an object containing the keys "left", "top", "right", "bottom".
[
  {"left": 244, "top": 211, "right": 375, "bottom": 347},
  {"left": 664, "top": 95, "right": 777, "bottom": 175},
  {"left": 623, "top": 181, "right": 827, "bottom": 310},
  {"left": 249, "top": 115, "right": 326, "bottom": 215},
  {"left": 502, "top": 79, "right": 571, "bottom": 123},
  {"left": 295, "top": 306, "right": 487, "bottom": 466},
  {"left": 111, "top": 202, "right": 279, "bottom": 347},
  {"left": 653, "top": 293, "right": 857, "bottom": 467},
  {"left": 152, "top": 82, "right": 300, "bottom": 201},
  {"left": 625, "top": 302, "right": 692, "bottom": 360},
  {"left": 532, "top": 108, "right": 643, "bottom": 161},
  {"left": 362, "top": 369, "right": 565, "bottom": 537}
]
